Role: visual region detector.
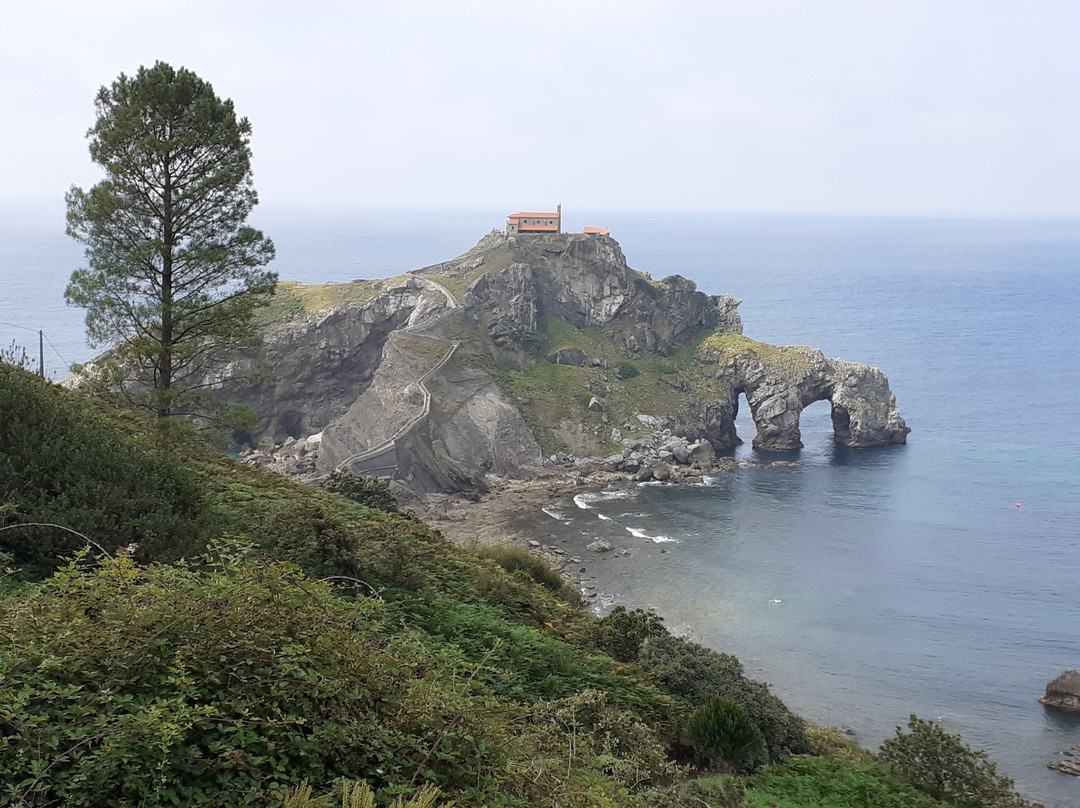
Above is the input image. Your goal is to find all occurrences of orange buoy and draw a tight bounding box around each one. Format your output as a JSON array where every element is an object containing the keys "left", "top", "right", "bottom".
[{"left": 1016, "top": 502, "right": 1021, "bottom": 508}]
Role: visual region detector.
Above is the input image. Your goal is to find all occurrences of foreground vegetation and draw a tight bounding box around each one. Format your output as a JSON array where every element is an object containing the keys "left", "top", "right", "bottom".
[{"left": 0, "top": 363, "right": 1038, "bottom": 807}]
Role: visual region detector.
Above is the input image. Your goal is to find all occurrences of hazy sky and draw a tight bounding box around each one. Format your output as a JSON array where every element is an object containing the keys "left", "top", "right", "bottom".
[{"left": 3, "top": 1, "right": 1079, "bottom": 217}]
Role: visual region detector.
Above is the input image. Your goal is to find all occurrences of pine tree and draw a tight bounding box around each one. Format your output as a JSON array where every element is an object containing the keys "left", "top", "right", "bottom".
[{"left": 66, "top": 61, "right": 276, "bottom": 422}]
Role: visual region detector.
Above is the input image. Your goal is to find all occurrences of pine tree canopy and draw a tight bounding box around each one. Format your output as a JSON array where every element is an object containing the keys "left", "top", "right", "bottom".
[{"left": 65, "top": 61, "right": 276, "bottom": 421}]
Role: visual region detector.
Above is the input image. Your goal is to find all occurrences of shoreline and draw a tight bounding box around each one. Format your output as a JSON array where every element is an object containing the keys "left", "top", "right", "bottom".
[
  {"left": 417, "top": 457, "right": 792, "bottom": 590},
  {"left": 418, "top": 465, "right": 630, "bottom": 549},
  {"left": 417, "top": 465, "right": 654, "bottom": 603}
]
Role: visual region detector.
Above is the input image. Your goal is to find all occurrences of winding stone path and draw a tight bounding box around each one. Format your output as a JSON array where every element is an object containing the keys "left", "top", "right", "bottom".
[{"left": 313, "top": 275, "right": 461, "bottom": 481}]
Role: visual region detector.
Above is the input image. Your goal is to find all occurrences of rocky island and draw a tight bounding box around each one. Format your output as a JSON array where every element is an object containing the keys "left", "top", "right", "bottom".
[{"left": 223, "top": 230, "right": 909, "bottom": 496}]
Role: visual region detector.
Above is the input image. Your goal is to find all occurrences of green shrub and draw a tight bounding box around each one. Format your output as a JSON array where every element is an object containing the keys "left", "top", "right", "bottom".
[
  {"left": 879, "top": 715, "right": 1037, "bottom": 808},
  {"left": 615, "top": 361, "right": 640, "bottom": 380},
  {"left": 322, "top": 468, "right": 401, "bottom": 513},
  {"left": 638, "top": 633, "right": 810, "bottom": 761},
  {"left": 262, "top": 500, "right": 359, "bottom": 576},
  {"left": 474, "top": 543, "right": 565, "bottom": 592},
  {"left": 0, "top": 364, "right": 207, "bottom": 577},
  {"left": 803, "top": 720, "right": 875, "bottom": 764},
  {"left": 533, "top": 690, "right": 680, "bottom": 790},
  {"left": 687, "top": 697, "right": 766, "bottom": 768},
  {"left": 590, "top": 606, "right": 667, "bottom": 663}
]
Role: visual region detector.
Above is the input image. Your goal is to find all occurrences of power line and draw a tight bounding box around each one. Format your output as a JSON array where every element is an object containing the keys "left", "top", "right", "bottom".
[
  {"left": 0, "top": 320, "right": 76, "bottom": 375},
  {"left": 41, "top": 332, "right": 73, "bottom": 372},
  {"left": 0, "top": 319, "right": 41, "bottom": 333}
]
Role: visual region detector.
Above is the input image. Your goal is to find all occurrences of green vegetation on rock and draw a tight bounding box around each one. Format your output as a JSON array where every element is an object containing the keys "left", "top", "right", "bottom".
[{"left": 473, "top": 316, "right": 726, "bottom": 456}]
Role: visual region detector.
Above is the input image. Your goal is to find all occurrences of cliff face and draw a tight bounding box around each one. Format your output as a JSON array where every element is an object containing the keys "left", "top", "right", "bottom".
[
  {"left": 216, "top": 278, "right": 444, "bottom": 443},
  {"left": 462, "top": 233, "right": 742, "bottom": 355},
  {"left": 228, "top": 231, "right": 908, "bottom": 493}
]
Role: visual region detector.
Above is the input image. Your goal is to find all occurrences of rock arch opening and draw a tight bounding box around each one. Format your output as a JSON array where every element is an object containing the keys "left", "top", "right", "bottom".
[{"left": 797, "top": 398, "right": 835, "bottom": 452}]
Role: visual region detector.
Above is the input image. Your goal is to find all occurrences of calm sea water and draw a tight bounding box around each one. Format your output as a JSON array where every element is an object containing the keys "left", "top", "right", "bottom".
[{"left": 3, "top": 202, "right": 1079, "bottom": 804}]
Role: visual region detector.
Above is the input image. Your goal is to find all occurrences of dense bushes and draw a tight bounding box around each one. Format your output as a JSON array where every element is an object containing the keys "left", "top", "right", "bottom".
[
  {"left": 638, "top": 631, "right": 811, "bottom": 762},
  {"left": 0, "top": 551, "right": 680, "bottom": 807},
  {"left": 880, "top": 715, "right": 1037, "bottom": 808},
  {"left": 0, "top": 365, "right": 207, "bottom": 577},
  {"left": 590, "top": 605, "right": 667, "bottom": 663},
  {"left": 2, "top": 552, "right": 433, "bottom": 806},
  {"left": 321, "top": 468, "right": 402, "bottom": 514}
]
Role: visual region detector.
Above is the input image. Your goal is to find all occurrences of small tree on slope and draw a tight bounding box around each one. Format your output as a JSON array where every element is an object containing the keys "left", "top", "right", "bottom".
[{"left": 880, "top": 714, "right": 1039, "bottom": 808}]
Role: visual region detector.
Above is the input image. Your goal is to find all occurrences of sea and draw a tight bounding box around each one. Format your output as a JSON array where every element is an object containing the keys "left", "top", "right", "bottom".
[{"left": 2, "top": 200, "right": 1079, "bottom": 806}]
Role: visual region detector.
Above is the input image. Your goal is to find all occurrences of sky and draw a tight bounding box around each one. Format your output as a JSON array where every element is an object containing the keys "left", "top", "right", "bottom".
[{"left": 3, "top": 0, "right": 1080, "bottom": 218}]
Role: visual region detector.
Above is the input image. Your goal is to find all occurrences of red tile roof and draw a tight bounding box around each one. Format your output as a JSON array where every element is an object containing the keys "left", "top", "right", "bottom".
[
  {"left": 508, "top": 212, "right": 560, "bottom": 219},
  {"left": 583, "top": 227, "right": 610, "bottom": 235}
]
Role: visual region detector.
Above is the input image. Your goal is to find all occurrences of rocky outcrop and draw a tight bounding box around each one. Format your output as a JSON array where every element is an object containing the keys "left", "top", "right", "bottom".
[
  {"left": 1049, "top": 746, "right": 1080, "bottom": 776},
  {"left": 393, "top": 365, "right": 543, "bottom": 494},
  {"left": 459, "top": 233, "right": 743, "bottom": 356},
  {"left": 697, "top": 337, "right": 909, "bottom": 450},
  {"left": 224, "top": 230, "right": 908, "bottom": 494},
  {"left": 1040, "top": 669, "right": 1080, "bottom": 711}
]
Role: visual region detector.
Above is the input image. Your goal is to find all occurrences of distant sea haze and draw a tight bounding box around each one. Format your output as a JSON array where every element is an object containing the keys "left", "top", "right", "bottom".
[{"left": 3, "top": 202, "right": 1079, "bottom": 806}]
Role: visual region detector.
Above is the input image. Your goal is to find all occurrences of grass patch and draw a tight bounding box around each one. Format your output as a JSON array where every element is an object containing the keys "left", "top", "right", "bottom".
[
  {"left": 261, "top": 276, "right": 397, "bottom": 319},
  {"left": 470, "top": 318, "right": 741, "bottom": 454},
  {"left": 746, "top": 756, "right": 960, "bottom": 808},
  {"left": 473, "top": 543, "right": 566, "bottom": 592},
  {"left": 697, "top": 332, "right": 819, "bottom": 375}
]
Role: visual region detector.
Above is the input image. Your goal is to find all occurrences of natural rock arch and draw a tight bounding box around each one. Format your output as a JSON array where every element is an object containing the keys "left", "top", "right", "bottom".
[{"left": 701, "top": 337, "right": 910, "bottom": 450}]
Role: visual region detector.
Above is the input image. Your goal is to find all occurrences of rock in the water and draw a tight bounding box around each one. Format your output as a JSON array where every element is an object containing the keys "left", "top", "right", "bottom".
[
  {"left": 1040, "top": 668, "right": 1080, "bottom": 711},
  {"left": 1048, "top": 751, "right": 1080, "bottom": 776},
  {"left": 587, "top": 540, "right": 614, "bottom": 553}
]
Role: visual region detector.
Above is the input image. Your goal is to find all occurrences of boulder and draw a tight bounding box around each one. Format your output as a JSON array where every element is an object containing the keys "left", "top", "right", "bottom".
[
  {"left": 588, "top": 396, "right": 606, "bottom": 412},
  {"left": 651, "top": 463, "right": 673, "bottom": 482},
  {"left": 1040, "top": 668, "right": 1080, "bottom": 711},
  {"left": 665, "top": 438, "right": 692, "bottom": 464},
  {"left": 587, "top": 540, "right": 614, "bottom": 553},
  {"left": 688, "top": 440, "right": 717, "bottom": 468},
  {"left": 547, "top": 347, "right": 591, "bottom": 366}
]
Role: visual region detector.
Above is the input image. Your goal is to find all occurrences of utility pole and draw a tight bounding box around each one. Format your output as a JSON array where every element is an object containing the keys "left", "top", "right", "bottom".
[{"left": 38, "top": 330, "right": 44, "bottom": 378}]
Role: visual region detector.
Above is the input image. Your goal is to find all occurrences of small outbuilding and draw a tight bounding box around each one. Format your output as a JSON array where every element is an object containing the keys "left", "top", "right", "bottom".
[{"left": 583, "top": 226, "right": 610, "bottom": 236}]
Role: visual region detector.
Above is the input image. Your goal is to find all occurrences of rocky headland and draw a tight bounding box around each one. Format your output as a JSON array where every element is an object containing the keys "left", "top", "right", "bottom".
[{"left": 227, "top": 230, "right": 909, "bottom": 498}]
